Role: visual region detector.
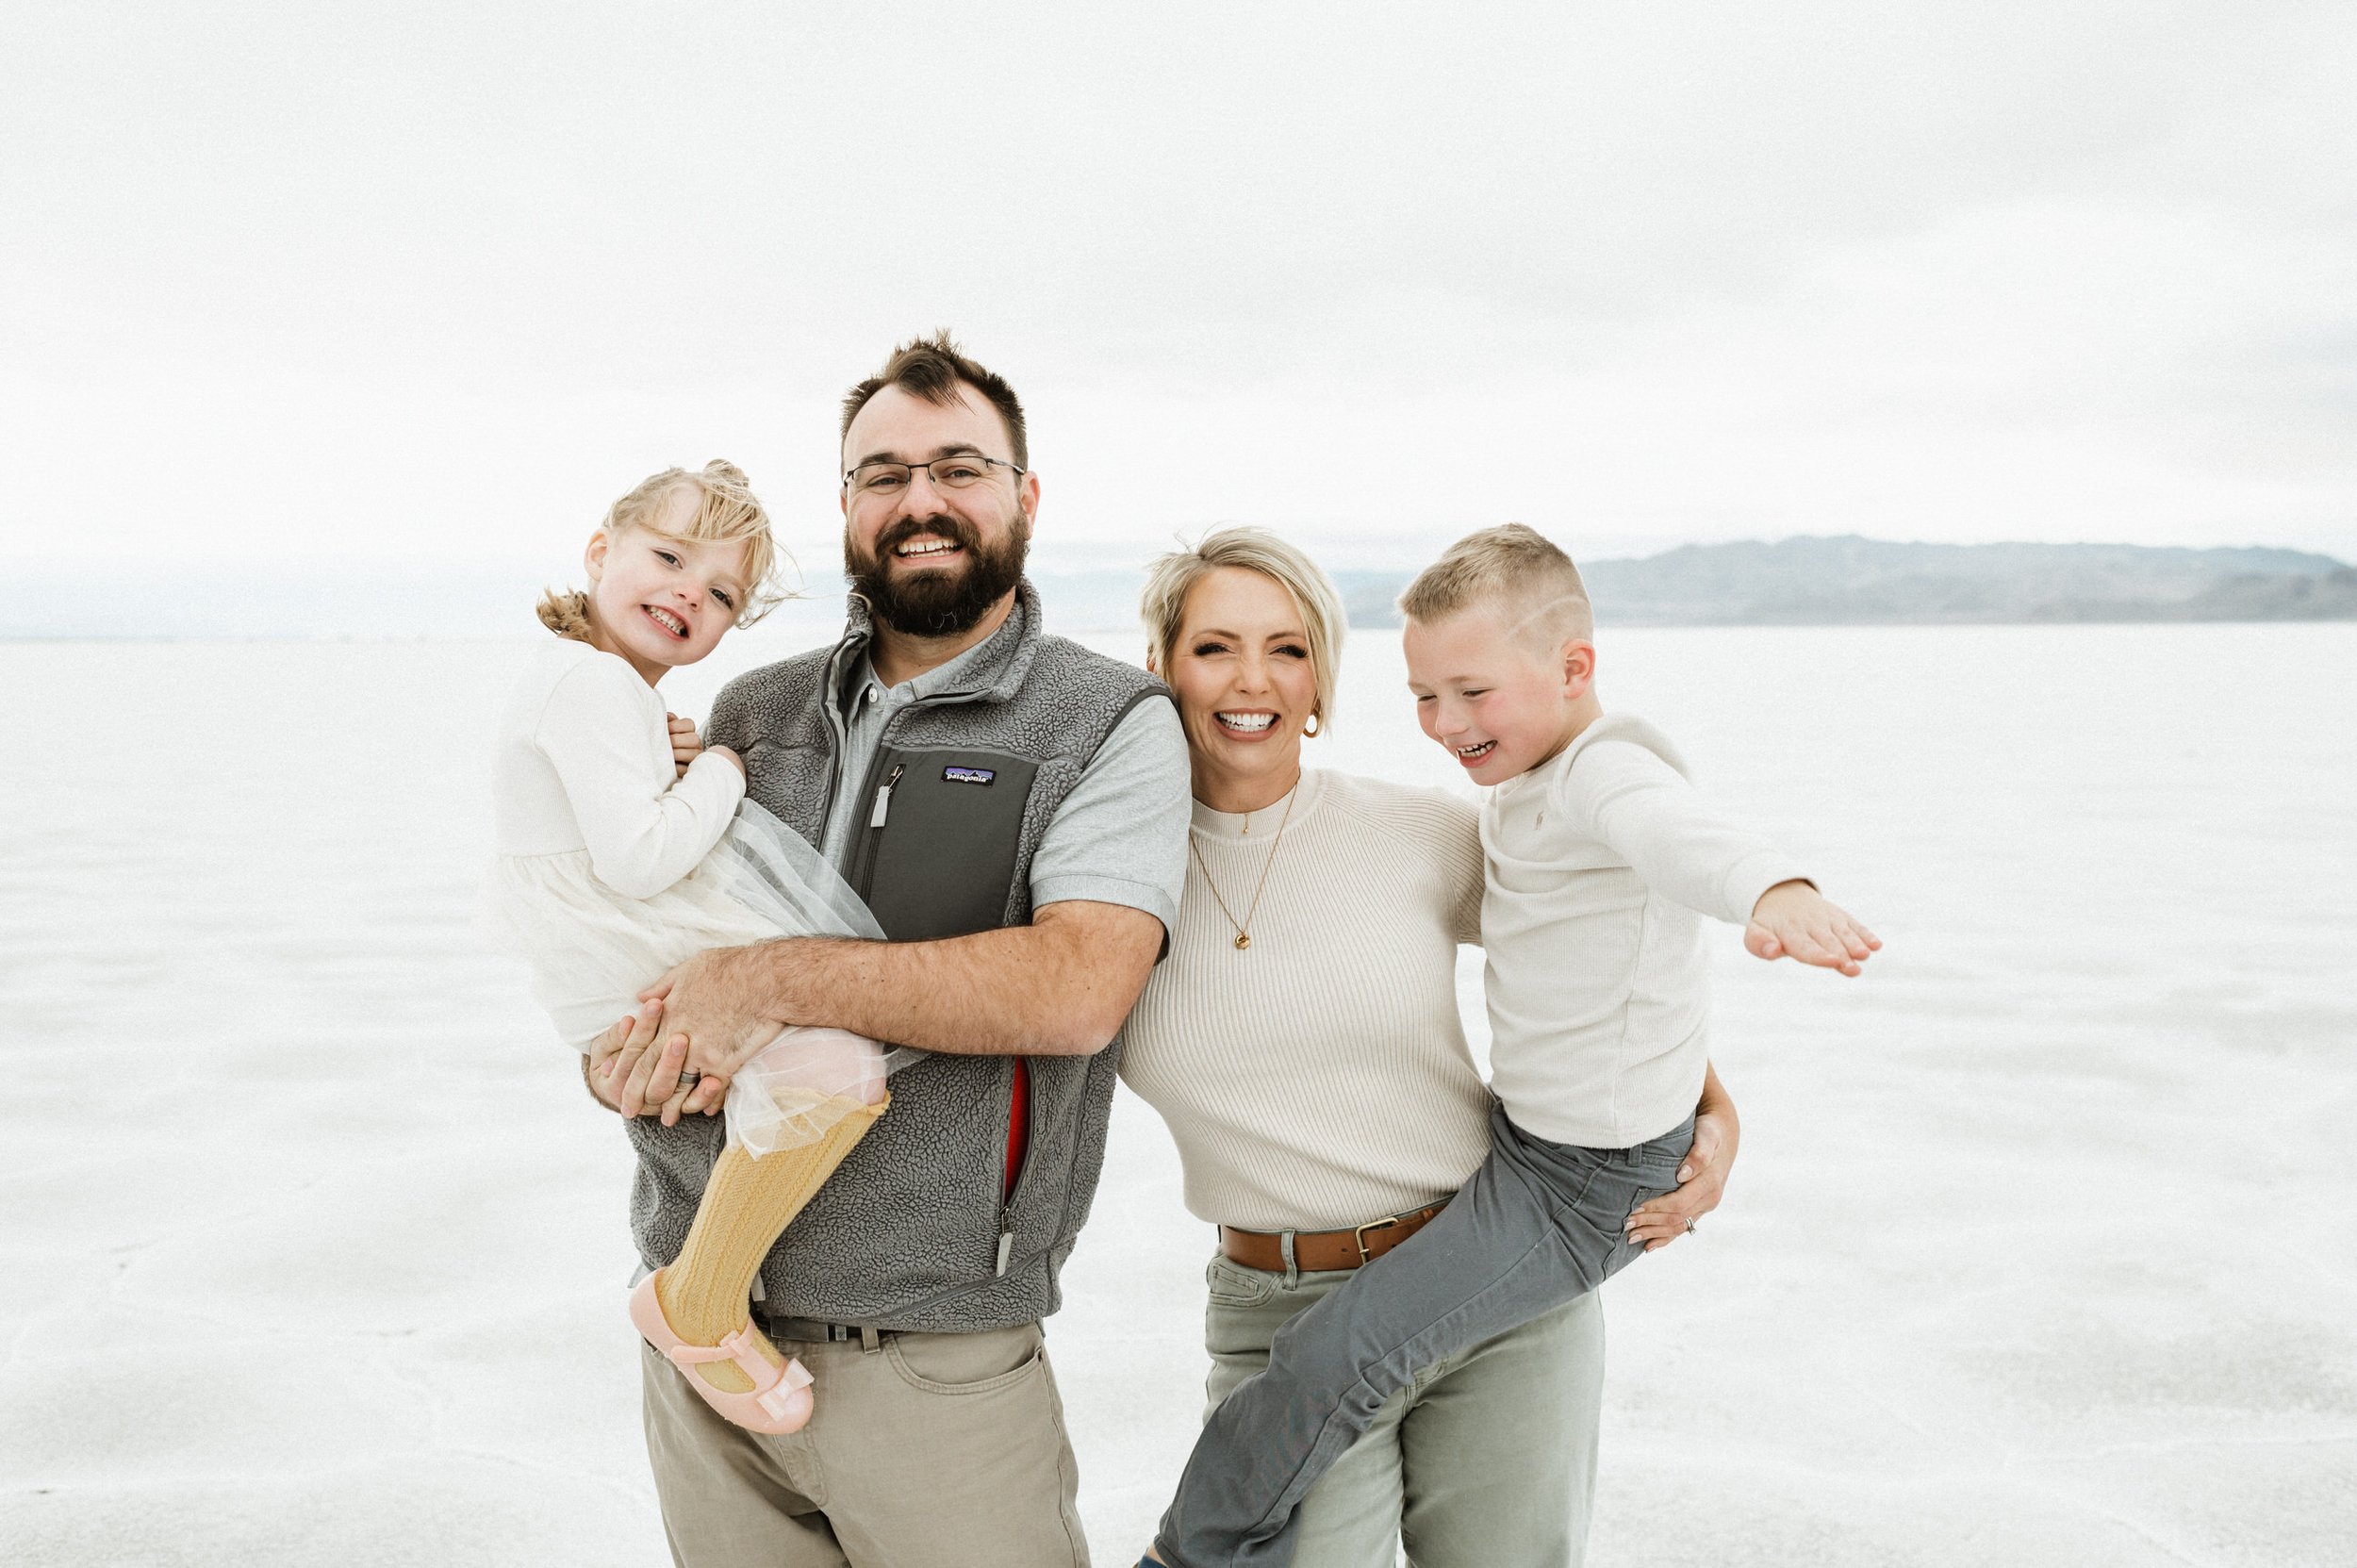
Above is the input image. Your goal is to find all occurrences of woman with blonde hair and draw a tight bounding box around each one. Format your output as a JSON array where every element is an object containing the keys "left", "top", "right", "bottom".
[{"left": 1119, "top": 526, "right": 1736, "bottom": 1565}]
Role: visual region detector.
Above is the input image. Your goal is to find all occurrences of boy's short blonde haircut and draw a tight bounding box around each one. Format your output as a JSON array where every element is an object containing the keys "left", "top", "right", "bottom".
[
  {"left": 1139, "top": 526, "right": 1347, "bottom": 729},
  {"left": 1397, "top": 523, "right": 1593, "bottom": 648},
  {"left": 537, "top": 459, "right": 788, "bottom": 640}
]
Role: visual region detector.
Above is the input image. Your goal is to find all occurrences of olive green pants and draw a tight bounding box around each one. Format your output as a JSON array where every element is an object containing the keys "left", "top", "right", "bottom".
[
  {"left": 1197, "top": 1254, "right": 1607, "bottom": 1568},
  {"left": 639, "top": 1320, "right": 1087, "bottom": 1567}
]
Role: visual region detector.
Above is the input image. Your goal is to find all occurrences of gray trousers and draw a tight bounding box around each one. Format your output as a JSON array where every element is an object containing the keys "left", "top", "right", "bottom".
[
  {"left": 1200, "top": 1257, "right": 1606, "bottom": 1567},
  {"left": 1157, "top": 1104, "right": 1694, "bottom": 1568}
]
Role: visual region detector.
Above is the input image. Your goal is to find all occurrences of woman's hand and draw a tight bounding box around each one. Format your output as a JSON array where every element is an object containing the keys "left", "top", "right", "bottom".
[
  {"left": 1625, "top": 1063, "right": 1740, "bottom": 1251},
  {"left": 666, "top": 713, "right": 706, "bottom": 779}
]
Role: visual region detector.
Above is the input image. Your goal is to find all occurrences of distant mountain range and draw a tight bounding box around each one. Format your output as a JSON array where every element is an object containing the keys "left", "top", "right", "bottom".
[
  {"left": 1560, "top": 537, "right": 2355, "bottom": 628},
  {"left": 1042, "top": 537, "right": 2357, "bottom": 631}
]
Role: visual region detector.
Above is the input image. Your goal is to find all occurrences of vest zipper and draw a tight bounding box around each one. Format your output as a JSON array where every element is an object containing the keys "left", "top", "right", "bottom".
[
  {"left": 867, "top": 763, "right": 905, "bottom": 828},
  {"left": 812, "top": 635, "right": 866, "bottom": 834},
  {"left": 995, "top": 1057, "right": 1035, "bottom": 1277}
]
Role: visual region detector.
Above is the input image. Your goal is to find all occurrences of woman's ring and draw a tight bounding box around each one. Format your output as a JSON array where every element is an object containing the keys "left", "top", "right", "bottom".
[{"left": 1684, "top": 1217, "right": 1698, "bottom": 1234}]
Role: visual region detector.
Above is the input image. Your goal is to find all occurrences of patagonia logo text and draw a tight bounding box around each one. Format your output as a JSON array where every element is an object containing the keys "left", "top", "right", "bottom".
[{"left": 943, "top": 767, "right": 997, "bottom": 785}]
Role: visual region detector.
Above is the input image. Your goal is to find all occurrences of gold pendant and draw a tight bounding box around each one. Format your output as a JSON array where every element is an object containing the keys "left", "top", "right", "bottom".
[{"left": 1234, "top": 933, "right": 1251, "bottom": 950}]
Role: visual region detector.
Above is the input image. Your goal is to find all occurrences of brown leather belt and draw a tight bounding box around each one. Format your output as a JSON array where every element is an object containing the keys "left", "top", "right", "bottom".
[{"left": 1218, "top": 1200, "right": 1448, "bottom": 1274}]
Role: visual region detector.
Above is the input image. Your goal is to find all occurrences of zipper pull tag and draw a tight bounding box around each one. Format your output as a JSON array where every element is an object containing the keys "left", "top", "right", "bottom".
[
  {"left": 995, "top": 1217, "right": 1015, "bottom": 1277},
  {"left": 868, "top": 763, "right": 906, "bottom": 829}
]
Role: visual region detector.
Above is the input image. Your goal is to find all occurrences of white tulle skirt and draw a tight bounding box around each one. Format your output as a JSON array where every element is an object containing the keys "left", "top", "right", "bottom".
[{"left": 481, "top": 801, "right": 917, "bottom": 1154}]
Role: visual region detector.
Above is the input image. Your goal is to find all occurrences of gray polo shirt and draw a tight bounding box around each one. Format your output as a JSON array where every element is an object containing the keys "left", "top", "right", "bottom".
[{"left": 818, "top": 637, "right": 1190, "bottom": 937}]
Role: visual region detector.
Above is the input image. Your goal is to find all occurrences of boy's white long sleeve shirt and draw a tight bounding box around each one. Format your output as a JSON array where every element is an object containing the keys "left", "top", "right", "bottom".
[{"left": 1479, "top": 712, "right": 1808, "bottom": 1147}]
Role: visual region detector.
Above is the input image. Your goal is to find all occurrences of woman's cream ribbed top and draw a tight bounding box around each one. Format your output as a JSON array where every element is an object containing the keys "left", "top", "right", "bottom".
[{"left": 1117, "top": 767, "right": 1494, "bottom": 1231}]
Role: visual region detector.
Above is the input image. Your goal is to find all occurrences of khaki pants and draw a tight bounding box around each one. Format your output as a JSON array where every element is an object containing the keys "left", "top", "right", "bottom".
[
  {"left": 1163, "top": 1109, "right": 1674, "bottom": 1567},
  {"left": 640, "top": 1320, "right": 1087, "bottom": 1568},
  {"left": 1197, "top": 1256, "right": 1606, "bottom": 1568}
]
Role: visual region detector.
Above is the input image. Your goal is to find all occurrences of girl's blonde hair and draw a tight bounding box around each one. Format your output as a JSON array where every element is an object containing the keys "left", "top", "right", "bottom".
[
  {"left": 1139, "top": 526, "right": 1347, "bottom": 730},
  {"left": 537, "top": 460, "right": 787, "bottom": 641}
]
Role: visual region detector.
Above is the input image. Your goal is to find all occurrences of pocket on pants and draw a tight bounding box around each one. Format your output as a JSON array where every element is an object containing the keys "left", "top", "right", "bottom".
[
  {"left": 1204, "top": 1254, "right": 1277, "bottom": 1310},
  {"left": 1623, "top": 1118, "right": 1694, "bottom": 1178},
  {"left": 884, "top": 1323, "right": 1046, "bottom": 1395},
  {"left": 1612, "top": 1120, "right": 1696, "bottom": 1229}
]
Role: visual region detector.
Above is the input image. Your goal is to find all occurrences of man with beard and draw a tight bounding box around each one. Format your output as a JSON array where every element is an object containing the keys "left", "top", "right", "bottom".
[{"left": 585, "top": 332, "right": 1191, "bottom": 1568}]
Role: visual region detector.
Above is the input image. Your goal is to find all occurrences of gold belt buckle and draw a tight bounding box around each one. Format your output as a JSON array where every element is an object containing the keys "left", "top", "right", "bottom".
[{"left": 1352, "top": 1213, "right": 1404, "bottom": 1264}]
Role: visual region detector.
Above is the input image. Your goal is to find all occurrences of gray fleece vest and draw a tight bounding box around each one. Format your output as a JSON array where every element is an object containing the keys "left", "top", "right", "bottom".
[{"left": 624, "top": 583, "right": 1170, "bottom": 1333}]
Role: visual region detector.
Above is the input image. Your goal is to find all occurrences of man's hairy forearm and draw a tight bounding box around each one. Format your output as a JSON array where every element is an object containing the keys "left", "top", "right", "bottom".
[{"left": 731, "top": 901, "right": 1162, "bottom": 1057}]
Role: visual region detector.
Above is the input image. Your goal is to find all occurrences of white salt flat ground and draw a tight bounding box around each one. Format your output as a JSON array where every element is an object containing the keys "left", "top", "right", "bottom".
[{"left": 3, "top": 621, "right": 2353, "bottom": 1567}]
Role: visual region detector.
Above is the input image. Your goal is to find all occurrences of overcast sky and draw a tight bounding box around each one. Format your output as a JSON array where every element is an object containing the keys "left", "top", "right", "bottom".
[{"left": 5, "top": 0, "right": 2353, "bottom": 596}]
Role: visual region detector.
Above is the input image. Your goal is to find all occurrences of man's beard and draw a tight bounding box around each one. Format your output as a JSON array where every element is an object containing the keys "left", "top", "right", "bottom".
[{"left": 848, "top": 511, "right": 1030, "bottom": 637}]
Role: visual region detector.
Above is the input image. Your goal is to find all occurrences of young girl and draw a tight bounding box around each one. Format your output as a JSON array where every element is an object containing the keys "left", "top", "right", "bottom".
[{"left": 481, "top": 459, "right": 909, "bottom": 1434}]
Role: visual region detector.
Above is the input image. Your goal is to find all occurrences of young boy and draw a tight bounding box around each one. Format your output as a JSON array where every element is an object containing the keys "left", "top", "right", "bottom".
[{"left": 1146, "top": 523, "right": 1879, "bottom": 1568}]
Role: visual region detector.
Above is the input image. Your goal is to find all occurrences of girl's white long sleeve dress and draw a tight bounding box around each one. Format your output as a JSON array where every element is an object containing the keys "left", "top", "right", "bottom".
[
  {"left": 481, "top": 638, "right": 774, "bottom": 1051},
  {"left": 480, "top": 636, "right": 901, "bottom": 1153}
]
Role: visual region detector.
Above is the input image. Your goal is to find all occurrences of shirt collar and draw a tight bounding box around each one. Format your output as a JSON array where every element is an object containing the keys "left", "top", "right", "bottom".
[{"left": 832, "top": 590, "right": 1035, "bottom": 717}]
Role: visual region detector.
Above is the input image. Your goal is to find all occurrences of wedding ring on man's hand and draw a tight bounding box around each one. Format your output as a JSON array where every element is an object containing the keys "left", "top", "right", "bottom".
[{"left": 677, "top": 1070, "right": 701, "bottom": 1087}]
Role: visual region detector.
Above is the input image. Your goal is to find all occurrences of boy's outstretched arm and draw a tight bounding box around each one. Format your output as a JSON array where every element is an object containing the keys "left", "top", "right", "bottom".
[{"left": 1745, "top": 881, "right": 1881, "bottom": 976}]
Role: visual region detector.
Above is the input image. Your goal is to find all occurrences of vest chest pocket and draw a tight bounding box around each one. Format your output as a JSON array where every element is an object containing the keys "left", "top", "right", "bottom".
[{"left": 850, "top": 748, "right": 1042, "bottom": 942}]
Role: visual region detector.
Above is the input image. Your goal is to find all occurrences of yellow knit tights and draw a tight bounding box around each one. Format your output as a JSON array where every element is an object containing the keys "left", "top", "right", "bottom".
[{"left": 654, "top": 1095, "right": 887, "bottom": 1395}]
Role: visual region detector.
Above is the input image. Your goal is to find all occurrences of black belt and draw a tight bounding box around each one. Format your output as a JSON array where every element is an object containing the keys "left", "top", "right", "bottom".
[{"left": 762, "top": 1314, "right": 892, "bottom": 1351}]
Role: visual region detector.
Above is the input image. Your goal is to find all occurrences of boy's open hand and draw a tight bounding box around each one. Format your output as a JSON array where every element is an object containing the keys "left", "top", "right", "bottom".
[
  {"left": 1745, "top": 881, "right": 1880, "bottom": 976},
  {"left": 666, "top": 713, "right": 704, "bottom": 779}
]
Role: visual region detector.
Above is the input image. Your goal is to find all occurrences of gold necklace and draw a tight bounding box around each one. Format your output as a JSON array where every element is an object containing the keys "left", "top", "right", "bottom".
[{"left": 1189, "top": 783, "right": 1299, "bottom": 950}]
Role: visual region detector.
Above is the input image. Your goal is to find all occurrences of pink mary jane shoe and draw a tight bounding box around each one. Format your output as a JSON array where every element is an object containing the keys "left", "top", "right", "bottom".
[{"left": 630, "top": 1271, "right": 815, "bottom": 1434}]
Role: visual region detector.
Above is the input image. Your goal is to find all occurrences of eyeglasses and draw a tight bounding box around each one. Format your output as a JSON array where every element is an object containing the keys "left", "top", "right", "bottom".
[{"left": 843, "top": 454, "right": 1026, "bottom": 497}]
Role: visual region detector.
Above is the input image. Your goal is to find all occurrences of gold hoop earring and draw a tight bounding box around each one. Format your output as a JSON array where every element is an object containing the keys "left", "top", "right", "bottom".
[{"left": 1303, "top": 712, "right": 1323, "bottom": 738}]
